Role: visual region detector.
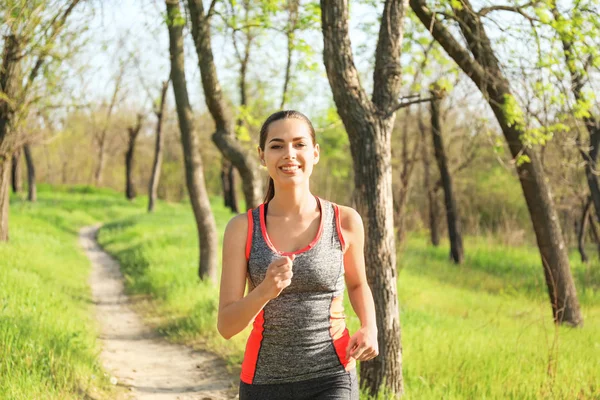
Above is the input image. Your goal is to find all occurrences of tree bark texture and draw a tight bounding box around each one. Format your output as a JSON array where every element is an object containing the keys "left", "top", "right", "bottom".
[
  {"left": 430, "top": 94, "right": 463, "bottom": 263},
  {"left": 148, "top": 80, "right": 169, "bottom": 213},
  {"left": 410, "top": 0, "right": 582, "bottom": 326},
  {"left": 23, "top": 144, "right": 36, "bottom": 202},
  {"left": 321, "top": 0, "right": 404, "bottom": 396},
  {"left": 126, "top": 114, "right": 143, "bottom": 200},
  {"left": 187, "top": 0, "right": 262, "bottom": 210},
  {"left": 166, "top": 0, "right": 218, "bottom": 282},
  {"left": 11, "top": 148, "right": 22, "bottom": 193}
]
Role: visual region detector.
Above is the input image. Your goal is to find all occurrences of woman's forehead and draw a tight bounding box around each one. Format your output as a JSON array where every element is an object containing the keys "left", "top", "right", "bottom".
[{"left": 267, "top": 118, "right": 312, "bottom": 141}]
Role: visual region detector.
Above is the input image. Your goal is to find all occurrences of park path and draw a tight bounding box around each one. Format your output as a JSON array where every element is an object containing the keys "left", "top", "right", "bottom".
[{"left": 80, "top": 225, "right": 238, "bottom": 400}]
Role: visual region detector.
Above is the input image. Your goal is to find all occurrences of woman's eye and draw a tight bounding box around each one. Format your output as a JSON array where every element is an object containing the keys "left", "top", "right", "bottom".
[
  {"left": 270, "top": 145, "right": 282, "bottom": 149},
  {"left": 296, "top": 143, "right": 306, "bottom": 148}
]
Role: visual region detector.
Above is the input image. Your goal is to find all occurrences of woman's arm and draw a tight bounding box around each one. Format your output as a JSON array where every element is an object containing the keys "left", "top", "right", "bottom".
[
  {"left": 218, "top": 214, "right": 269, "bottom": 339},
  {"left": 339, "top": 205, "right": 379, "bottom": 361},
  {"left": 217, "top": 214, "right": 294, "bottom": 340}
]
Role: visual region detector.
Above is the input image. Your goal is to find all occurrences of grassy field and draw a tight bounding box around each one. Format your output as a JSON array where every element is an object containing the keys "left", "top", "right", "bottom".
[
  {"left": 3, "top": 186, "right": 599, "bottom": 399},
  {"left": 97, "top": 190, "right": 600, "bottom": 399},
  {"left": 0, "top": 185, "right": 143, "bottom": 399}
]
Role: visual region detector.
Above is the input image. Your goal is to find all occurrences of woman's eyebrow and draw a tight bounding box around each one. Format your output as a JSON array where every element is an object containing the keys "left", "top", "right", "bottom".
[{"left": 268, "top": 137, "right": 307, "bottom": 143}]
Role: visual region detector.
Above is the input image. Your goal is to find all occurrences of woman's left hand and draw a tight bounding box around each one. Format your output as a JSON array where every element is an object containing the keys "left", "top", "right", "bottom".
[{"left": 346, "top": 326, "right": 378, "bottom": 362}]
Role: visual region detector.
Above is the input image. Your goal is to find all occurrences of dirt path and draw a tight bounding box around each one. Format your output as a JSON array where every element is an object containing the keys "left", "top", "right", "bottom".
[{"left": 80, "top": 225, "right": 238, "bottom": 400}]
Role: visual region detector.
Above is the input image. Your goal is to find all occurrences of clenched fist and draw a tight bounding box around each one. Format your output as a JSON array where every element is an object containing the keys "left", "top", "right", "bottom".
[{"left": 258, "top": 254, "right": 295, "bottom": 300}]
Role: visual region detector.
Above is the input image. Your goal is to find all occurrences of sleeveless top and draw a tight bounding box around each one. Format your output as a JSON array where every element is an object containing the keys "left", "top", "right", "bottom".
[{"left": 241, "top": 197, "right": 356, "bottom": 385}]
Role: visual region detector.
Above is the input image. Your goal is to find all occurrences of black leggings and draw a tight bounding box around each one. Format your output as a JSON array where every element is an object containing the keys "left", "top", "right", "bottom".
[{"left": 239, "top": 369, "right": 359, "bottom": 400}]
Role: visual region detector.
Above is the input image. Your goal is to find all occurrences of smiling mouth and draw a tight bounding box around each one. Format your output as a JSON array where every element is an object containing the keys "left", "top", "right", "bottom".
[{"left": 280, "top": 165, "right": 301, "bottom": 172}]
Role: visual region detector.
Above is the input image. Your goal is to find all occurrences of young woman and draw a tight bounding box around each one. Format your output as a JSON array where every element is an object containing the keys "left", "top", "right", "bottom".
[{"left": 218, "top": 110, "right": 378, "bottom": 400}]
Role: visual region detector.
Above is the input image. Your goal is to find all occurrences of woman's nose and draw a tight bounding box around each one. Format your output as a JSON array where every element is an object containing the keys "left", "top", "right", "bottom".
[{"left": 284, "top": 145, "right": 297, "bottom": 159}]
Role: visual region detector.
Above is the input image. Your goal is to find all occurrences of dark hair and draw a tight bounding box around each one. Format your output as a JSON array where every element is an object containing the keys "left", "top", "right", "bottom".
[{"left": 259, "top": 110, "right": 316, "bottom": 203}]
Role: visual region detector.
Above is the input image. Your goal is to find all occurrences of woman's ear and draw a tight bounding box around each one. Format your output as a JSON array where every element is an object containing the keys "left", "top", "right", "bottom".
[
  {"left": 257, "top": 147, "right": 265, "bottom": 165},
  {"left": 313, "top": 143, "right": 320, "bottom": 165}
]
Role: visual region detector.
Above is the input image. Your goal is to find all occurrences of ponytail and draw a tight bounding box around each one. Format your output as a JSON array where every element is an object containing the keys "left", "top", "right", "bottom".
[{"left": 264, "top": 177, "right": 275, "bottom": 203}]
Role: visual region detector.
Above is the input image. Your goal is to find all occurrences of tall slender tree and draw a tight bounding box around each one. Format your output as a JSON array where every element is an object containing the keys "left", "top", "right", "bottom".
[
  {"left": 430, "top": 90, "right": 462, "bottom": 263},
  {"left": 125, "top": 114, "right": 143, "bottom": 200},
  {"left": 187, "top": 0, "right": 263, "bottom": 211},
  {"left": 321, "top": 0, "right": 405, "bottom": 396},
  {"left": 410, "top": 0, "right": 583, "bottom": 326},
  {"left": 11, "top": 148, "right": 22, "bottom": 193},
  {"left": 148, "top": 79, "right": 170, "bottom": 213},
  {"left": 165, "top": 0, "right": 218, "bottom": 282},
  {"left": 23, "top": 143, "right": 36, "bottom": 202}
]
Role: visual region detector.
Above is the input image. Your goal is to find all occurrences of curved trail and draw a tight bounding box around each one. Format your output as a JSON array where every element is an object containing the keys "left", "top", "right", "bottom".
[{"left": 80, "top": 225, "right": 237, "bottom": 400}]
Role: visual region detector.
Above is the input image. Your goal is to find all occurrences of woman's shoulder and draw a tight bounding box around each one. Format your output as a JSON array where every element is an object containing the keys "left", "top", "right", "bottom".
[
  {"left": 224, "top": 212, "right": 250, "bottom": 240},
  {"left": 332, "top": 203, "right": 364, "bottom": 234}
]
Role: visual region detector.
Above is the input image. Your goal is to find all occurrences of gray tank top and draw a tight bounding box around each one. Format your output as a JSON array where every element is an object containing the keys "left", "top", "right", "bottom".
[{"left": 240, "top": 197, "right": 355, "bottom": 385}]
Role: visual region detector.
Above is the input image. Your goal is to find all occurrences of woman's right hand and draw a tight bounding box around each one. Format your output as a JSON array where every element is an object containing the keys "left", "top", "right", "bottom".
[{"left": 258, "top": 254, "right": 295, "bottom": 300}]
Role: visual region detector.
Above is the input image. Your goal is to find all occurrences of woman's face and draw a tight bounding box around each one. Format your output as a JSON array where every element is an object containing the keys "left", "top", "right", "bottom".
[{"left": 259, "top": 118, "right": 320, "bottom": 189}]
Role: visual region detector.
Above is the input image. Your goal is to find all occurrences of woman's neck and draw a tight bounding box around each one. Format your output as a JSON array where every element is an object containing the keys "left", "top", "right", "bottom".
[{"left": 268, "top": 186, "right": 317, "bottom": 216}]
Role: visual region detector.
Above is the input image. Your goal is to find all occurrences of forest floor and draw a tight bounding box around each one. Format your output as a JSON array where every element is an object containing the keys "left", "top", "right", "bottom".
[{"left": 80, "top": 225, "right": 238, "bottom": 400}]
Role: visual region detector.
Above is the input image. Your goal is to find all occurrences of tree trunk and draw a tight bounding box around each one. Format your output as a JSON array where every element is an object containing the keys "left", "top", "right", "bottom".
[
  {"left": 418, "top": 105, "right": 440, "bottom": 246},
  {"left": 0, "top": 157, "right": 10, "bottom": 241},
  {"left": 587, "top": 212, "right": 600, "bottom": 261},
  {"left": 410, "top": 0, "right": 583, "bottom": 326},
  {"left": 321, "top": 1, "right": 405, "bottom": 396},
  {"left": 0, "top": 35, "right": 20, "bottom": 242},
  {"left": 23, "top": 144, "right": 36, "bottom": 202},
  {"left": 148, "top": 79, "right": 169, "bottom": 213},
  {"left": 126, "top": 114, "right": 143, "bottom": 200},
  {"left": 221, "top": 158, "right": 239, "bottom": 213},
  {"left": 280, "top": 0, "right": 299, "bottom": 109},
  {"left": 94, "top": 138, "right": 106, "bottom": 186},
  {"left": 187, "top": 0, "right": 262, "bottom": 210},
  {"left": 166, "top": 0, "right": 218, "bottom": 282},
  {"left": 430, "top": 93, "right": 463, "bottom": 263},
  {"left": 577, "top": 198, "right": 592, "bottom": 263},
  {"left": 11, "top": 148, "right": 22, "bottom": 193}
]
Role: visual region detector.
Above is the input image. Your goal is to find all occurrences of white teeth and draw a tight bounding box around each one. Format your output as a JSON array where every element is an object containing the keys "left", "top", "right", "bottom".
[{"left": 281, "top": 166, "right": 299, "bottom": 172}]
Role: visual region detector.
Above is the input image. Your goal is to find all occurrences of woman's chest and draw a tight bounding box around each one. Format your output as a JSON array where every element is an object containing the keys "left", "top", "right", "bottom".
[{"left": 248, "top": 247, "right": 344, "bottom": 294}]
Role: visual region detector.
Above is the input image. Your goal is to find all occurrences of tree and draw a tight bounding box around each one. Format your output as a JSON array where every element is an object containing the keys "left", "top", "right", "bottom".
[
  {"left": 125, "top": 113, "right": 143, "bottom": 200},
  {"left": 165, "top": 0, "right": 218, "bottom": 282},
  {"left": 0, "top": 0, "right": 81, "bottom": 241},
  {"left": 430, "top": 89, "right": 463, "bottom": 263},
  {"left": 280, "top": 0, "right": 300, "bottom": 109},
  {"left": 23, "top": 143, "right": 36, "bottom": 202},
  {"left": 549, "top": 2, "right": 600, "bottom": 226},
  {"left": 186, "top": 0, "right": 263, "bottom": 211},
  {"left": 410, "top": 0, "right": 583, "bottom": 326},
  {"left": 321, "top": 0, "right": 405, "bottom": 396},
  {"left": 148, "top": 79, "right": 170, "bottom": 213},
  {"left": 93, "top": 62, "right": 125, "bottom": 186},
  {"left": 418, "top": 104, "right": 440, "bottom": 246},
  {"left": 11, "top": 148, "right": 22, "bottom": 193}
]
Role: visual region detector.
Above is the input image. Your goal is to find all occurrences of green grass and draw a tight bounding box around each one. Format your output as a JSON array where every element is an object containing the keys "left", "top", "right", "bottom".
[
  {"left": 98, "top": 197, "right": 600, "bottom": 399},
  {"left": 0, "top": 184, "right": 143, "bottom": 399},
  {"left": 4, "top": 185, "right": 600, "bottom": 399}
]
